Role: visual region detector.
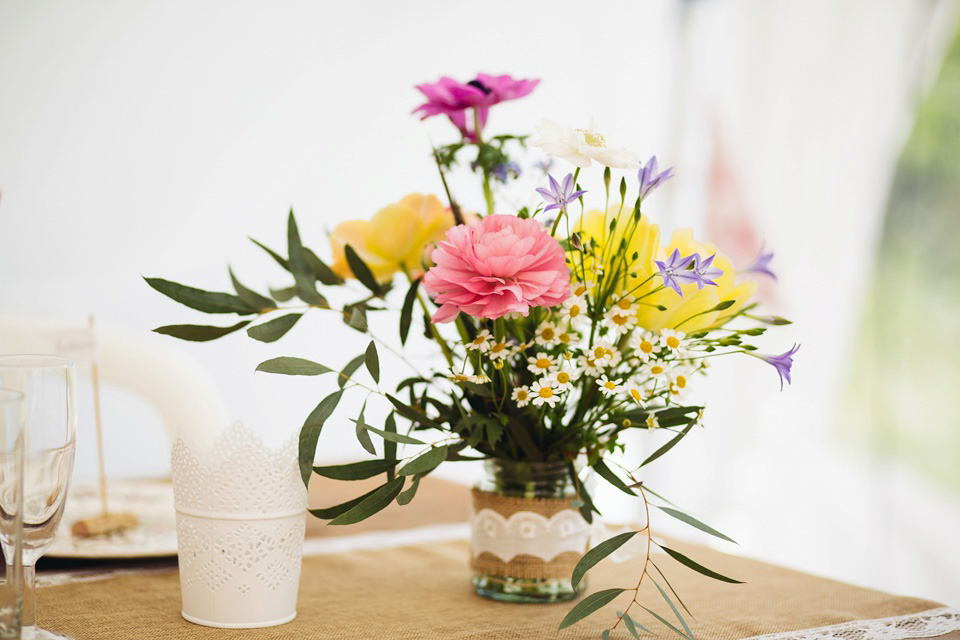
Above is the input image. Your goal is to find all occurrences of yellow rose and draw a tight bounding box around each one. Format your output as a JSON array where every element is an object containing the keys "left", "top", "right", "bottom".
[
  {"left": 329, "top": 194, "right": 456, "bottom": 282},
  {"left": 571, "top": 206, "right": 756, "bottom": 332}
]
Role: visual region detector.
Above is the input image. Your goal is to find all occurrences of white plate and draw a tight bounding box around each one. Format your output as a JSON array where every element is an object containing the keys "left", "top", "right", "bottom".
[{"left": 46, "top": 480, "right": 178, "bottom": 559}]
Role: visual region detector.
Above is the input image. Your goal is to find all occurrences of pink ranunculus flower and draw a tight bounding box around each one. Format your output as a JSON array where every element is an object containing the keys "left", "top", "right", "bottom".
[
  {"left": 424, "top": 215, "right": 571, "bottom": 323},
  {"left": 413, "top": 73, "right": 539, "bottom": 141}
]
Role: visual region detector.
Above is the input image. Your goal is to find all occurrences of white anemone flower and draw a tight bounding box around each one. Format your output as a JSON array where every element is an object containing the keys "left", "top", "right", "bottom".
[{"left": 532, "top": 119, "right": 639, "bottom": 169}]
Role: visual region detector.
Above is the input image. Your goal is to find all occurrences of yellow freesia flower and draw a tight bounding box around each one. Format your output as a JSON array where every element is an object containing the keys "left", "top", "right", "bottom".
[
  {"left": 330, "top": 194, "right": 456, "bottom": 282},
  {"left": 570, "top": 206, "right": 756, "bottom": 332}
]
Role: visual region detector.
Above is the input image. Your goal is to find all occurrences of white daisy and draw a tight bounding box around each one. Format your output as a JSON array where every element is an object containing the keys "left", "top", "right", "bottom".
[
  {"left": 557, "top": 330, "right": 574, "bottom": 347},
  {"left": 466, "top": 329, "right": 492, "bottom": 353},
  {"left": 561, "top": 295, "right": 588, "bottom": 328},
  {"left": 626, "top": 383, "right": 647, "bottom": 406},
  {"left": 643, "top": 361, "right": 671, "bottom": 383},
  {"left": 527, "top": 352, "right": 558, "bottom": 375},
  {"left": 589, "top": 340, "right": 619, "bottom": 368},
  {"left": 448, "top": 372, "right": 491, "bottom": 384},
  {"left": 659, "top": 329, "right": 688, "bottom": 355},
  {"left": 534, "top": 321, "right": 560, "bottom": 346},
  {"left": 488, "top": 339, "right": 513, "bottom": 361},
  {"left": 645, "top": 413, "right": 660, "bottom": 429},
  {"left": 604, "top": 306, "right": 637, "bottom": 336},
  {"left": 531, "top": 379, "right": 561, "bottom": 407},
  {"left": 512, "top": 386, "right": 531, "bottom": 408},
  {"left": 668, "top": 368, "right": 692, "bottom": 399},
  {"left": 629, "top": 331, "right": 658, "bottom": 363},
  {"left": 571, "top": 281, "right": 594, "bottom": 298},
  {"left": 531, "top": 118, "right": 639, "bottom": 169},
  {"left": 596, "top": 375, "right": 623, "bottom": 396},
  {"left": 576, "top": 353, "right": 603, "bottom": 377},
  {"left": 551, "top": 369, "right": 575, "bottom": 392}
]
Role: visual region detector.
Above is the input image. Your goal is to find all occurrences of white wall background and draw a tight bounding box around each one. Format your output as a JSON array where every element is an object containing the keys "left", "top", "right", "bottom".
[{"left": 2, "top": 0, "right": 958, "bottom": 607}]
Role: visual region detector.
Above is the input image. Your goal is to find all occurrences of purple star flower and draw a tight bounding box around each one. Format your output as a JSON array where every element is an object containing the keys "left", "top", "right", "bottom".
[
  {"left": 691, "top": 253, "right": 723, "bottom": 289},
  {"left": 745, "top": 246, "right": 777, "bottom": 280},
  {"left": 638, "top": 156, "right": 674, "bottom": 201},
  {"left": 491, "top": 161, "right": 521, "bottom": 184},
  {"left": 756, "top": 344, "right": 800, "bottom": 390},
  {"left": 536, "top": 173, "right": 586, "bottom": 214},
  {"left": 654, "top": 248, "right": 698, "bottom": 296}
]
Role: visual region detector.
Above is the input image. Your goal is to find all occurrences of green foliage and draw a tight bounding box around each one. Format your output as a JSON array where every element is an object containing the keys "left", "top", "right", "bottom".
[
  {"left": 328, "top": 477, "right": 405, "bottom": 525},
  {"left": 298, "top": 390, "right": 343, "bottom": 486},
  {"left": 256, "top": 357, "right": 333, "bottom": 376},
  {"left": 247, "top": 313, "right": 302, "bottom": 343},
  {"left": 557, "top": 588, "right": 626, "bottom": 630},
  {"left": 145, "top": 277, "right": 259, "bottom": 314},
  {"left": 153, "top": 321, "right": 251, "bottom": 341},
  {"left": 313, "top": 459, "right": 397, "bottom": 480},
  {"left": 656, "top": 507, "right": 736, "bottom": 544},
  {"left": 571, "top": 531, "right": 637, "bottom": 589},
  {"left": 660, "top": 545, "right": 743, "bottom": 584}
]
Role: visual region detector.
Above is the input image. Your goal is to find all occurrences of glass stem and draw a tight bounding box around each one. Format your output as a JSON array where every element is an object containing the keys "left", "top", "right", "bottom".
[{"left": 20, "top": 563, "right": 35, "bottom": 631}]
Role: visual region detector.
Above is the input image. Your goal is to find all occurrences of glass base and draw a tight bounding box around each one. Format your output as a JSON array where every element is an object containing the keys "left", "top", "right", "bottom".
[{"left": 472, "top": 574, "right": 581, "bottom": 603}]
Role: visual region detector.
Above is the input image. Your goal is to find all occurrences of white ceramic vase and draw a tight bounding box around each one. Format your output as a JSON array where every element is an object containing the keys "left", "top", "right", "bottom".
[{"left": 171, "top": 424, "right": 306, "bottom": 628}]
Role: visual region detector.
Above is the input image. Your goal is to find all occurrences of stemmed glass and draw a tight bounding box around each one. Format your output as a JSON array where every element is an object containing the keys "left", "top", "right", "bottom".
[
  {"left": 0, "top": 389, "right": 25, "bottom": 639},
  {"left": 0, "top": 356, "right": 76, "bottom": 640}
]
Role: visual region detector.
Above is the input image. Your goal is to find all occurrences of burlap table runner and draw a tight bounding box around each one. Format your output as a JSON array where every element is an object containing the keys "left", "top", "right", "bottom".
[{"left": 38, "top": 534, "right": 953, "bottom": 639}]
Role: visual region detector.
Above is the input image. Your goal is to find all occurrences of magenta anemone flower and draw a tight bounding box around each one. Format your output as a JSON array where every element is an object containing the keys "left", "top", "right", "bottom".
[
  {"left": 413, "top": 73, "right": 539, "bottom": 141},
  {"left": 755, "top": 344, "right": 800, "bottom": 390}
]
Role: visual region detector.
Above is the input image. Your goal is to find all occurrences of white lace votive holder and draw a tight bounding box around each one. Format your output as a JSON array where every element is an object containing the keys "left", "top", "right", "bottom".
[{"left": 171, "top": 423, "right": 306, "bottom": 629}]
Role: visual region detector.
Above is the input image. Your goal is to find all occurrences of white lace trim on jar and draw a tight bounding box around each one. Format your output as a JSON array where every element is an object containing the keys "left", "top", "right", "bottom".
[
  {"left": 745, "top": 607, "right": 960, "bottom": 640},
  {"left": 470, "top": 508, "right": 591, "bottom": 563}
]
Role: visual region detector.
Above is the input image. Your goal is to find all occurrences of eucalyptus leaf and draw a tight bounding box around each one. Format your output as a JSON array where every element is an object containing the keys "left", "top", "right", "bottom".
[
  {"left": 364, "top": 341, "right": 380, "bottom": 384},
  {"left": 339, "top": 354, "right": 365, "bottom": 389},
  {"left": 397, "top": 446, "right": 447, "bottom": 476},
  {"left": 257, "top": 356, "right": 333, "bottom": 376},
  {"left": 347, "top": 306, "right": 367, "bottom": 332},
  {"left": 640, "top": 422, "right": 695, "bottom": 468},
  {"left": 387, "top": 395, "right": 444, "bottom": 430},
  {"left": 362, "top": 424, "right": 426, "bottom": 445},
  {"left": 309, "top": 485, "right": 379, "bottom": 520},
  {"left": 396, "top": 474, "right": 421, "bottom": 505},
  {"left": 270, "top": 285, "right": 297, "bottom": 302},
  {"left": 312, "top": 459, "right": 397, "bottom": 480},
  {"left": 656, "top": 507, "right": 736, "bottom": 544},
  {"left": 652, "top": 579, "right": 695, "bottom": 639},
  {"left": 328, "top": 477, "right": 404, "bottom": 525},
  {"left": 593, "top": 459, "right": 636, "bottom": 496},
  {"left": 246, "top": 313, "right": 303, "bottom": 343},
  {"left": 571, "top": 531, "right": 637, "bottom": 589},
  {"left": 354, "top": 401, "right": 376, "bottom": 455},
  {"left": 639, "top": 606, "right": 690, "bottom": 640},
  {"left": 153, "top": 321, "right": 251, "bottom": 342},
  {"left": 622, "top": 612, "right": 651, "bottom": 638},
  {"left": 287, "top": 211, "right": 328, "bottom": 306},
  {"left": 383, "top": 413, "right": 398, "bottom": 478},
  {"left": 250, "top": 237, "right": 290, "bottom": 270},
  {"left": 344, "top": 244, "right": 381, "bottom": 295},
  {"left": 302, "top": 246, "right": 342, "bottom": 285},
  {"left": 399, "top": 277, "right": 420, "bottom": 345},
  {"left": 660, "top": 546, "right": 743, "bottom": 584},
  {"left": 144, "top": 277, "right": 257, "bottom": 315},
  {"left": 557, "top": 588, "right": 626, "bottom": 630},
  {"left": 229, "top": 267, "right": 274, "bottom": 309},
  {"left": 298, "top": 390, "right": 343, "bottom": 486}
]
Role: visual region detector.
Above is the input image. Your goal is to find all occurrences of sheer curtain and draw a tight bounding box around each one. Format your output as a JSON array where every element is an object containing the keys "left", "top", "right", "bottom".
[{"left": 635, "top": 0, "right": 960, "bottom": 605}]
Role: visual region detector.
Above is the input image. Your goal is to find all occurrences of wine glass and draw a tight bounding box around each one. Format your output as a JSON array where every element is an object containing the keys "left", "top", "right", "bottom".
[
  {"left": 0, "top": 389, "right": 25, "bottom": 639},
  {"left": 0, "top": 356, "right": 76, "bottom": 640}
]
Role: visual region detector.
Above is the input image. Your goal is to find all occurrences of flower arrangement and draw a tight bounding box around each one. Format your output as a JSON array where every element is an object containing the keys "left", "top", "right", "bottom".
[{"left": 148, "top": 72, "right": 796, "bottom": 638}]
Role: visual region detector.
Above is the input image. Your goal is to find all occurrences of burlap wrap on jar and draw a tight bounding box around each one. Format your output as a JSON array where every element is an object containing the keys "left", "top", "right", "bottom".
[{"left": 469, "top": 488, "right": 591, "bottom": 580}]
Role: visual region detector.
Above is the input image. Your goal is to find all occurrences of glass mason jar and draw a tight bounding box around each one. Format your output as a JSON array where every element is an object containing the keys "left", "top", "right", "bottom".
[{"left": 470, "top": 459, "right": 589, "bottom": 603}]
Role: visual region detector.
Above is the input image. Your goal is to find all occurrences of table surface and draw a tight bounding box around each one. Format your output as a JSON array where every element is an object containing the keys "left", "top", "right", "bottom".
[{"left": 36, "top": 477, "right": 960, "bottom": 640}]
